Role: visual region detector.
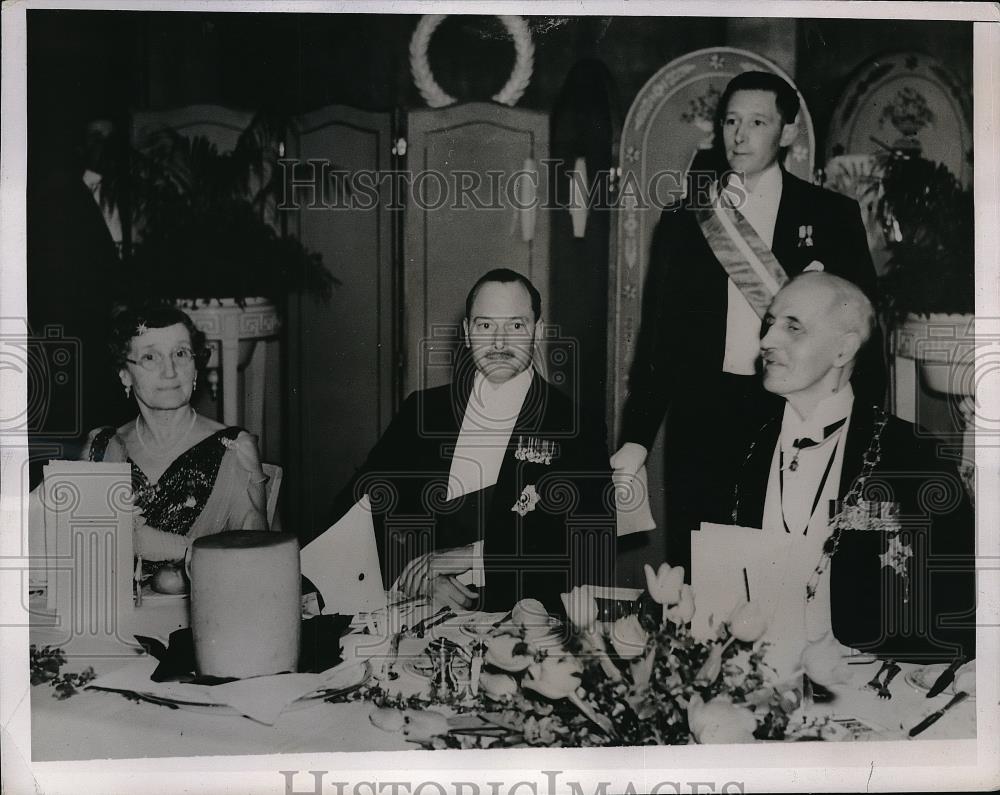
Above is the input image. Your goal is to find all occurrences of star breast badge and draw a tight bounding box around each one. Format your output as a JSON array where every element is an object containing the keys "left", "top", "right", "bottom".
[
  {"left": 879, "top": 534, "right": 913, "bottom": 578},
  {"left": 511, "top": 485, "right": 541, "bottom": 516}
]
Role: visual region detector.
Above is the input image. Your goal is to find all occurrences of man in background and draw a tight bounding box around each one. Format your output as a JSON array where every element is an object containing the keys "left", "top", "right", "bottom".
[
  {"left": 27, "top": 116, "right": 129, "bottom": 486},
  {"left": 612, "top": 71, "right": 882, "bottom": 575}
]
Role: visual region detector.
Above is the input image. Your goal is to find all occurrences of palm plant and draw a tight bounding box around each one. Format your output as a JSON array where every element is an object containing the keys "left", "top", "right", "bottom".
[
  {"left": 115, "top": 112, "right": 338, "bottom": 307},
  {"left": 876, "top": 153, "right": 973, "bottom": 321}
]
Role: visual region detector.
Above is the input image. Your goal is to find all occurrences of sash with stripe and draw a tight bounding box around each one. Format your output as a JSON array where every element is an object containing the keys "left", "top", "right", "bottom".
[{"left": 693, "top": 197, "right": 789, "bottom": 318}]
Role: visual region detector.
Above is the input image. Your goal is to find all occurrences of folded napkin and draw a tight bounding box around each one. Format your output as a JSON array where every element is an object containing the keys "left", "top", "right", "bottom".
[
  {"left": 88, "top": 653, "right": 369, "bottom": 725},
  {"left": 136, "top": 613, "right": 353, "bottom": 683},
  {"left": 209, "top": 662, "right": 366, "bottom": 725}
]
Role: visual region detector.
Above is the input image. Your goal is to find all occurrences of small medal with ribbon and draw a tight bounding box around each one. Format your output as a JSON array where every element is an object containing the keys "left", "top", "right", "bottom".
[{"left": 514, "top": 435, "right": 557, "bottom": 465}]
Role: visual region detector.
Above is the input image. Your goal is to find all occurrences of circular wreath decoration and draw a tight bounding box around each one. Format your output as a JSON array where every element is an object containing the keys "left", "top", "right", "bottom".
[{"left": 409, "top": 15, "right": 534, "bottom": 108}]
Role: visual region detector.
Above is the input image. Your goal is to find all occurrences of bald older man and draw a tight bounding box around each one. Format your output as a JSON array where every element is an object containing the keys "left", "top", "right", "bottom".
[{"left": 726, "top": 272, "right": 974, "bottom": 664}]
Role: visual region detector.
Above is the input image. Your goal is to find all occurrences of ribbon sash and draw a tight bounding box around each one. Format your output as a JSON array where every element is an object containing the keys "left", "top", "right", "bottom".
[{"left": 694, "top": 202, "right": 790, "bottom": 318}]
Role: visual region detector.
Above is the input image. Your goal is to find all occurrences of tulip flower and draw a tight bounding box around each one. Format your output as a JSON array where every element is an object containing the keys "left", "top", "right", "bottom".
[
  {"left": 522, "top": 653, "right": 583, "bottom": 700},
  {"left": 401, "top": 708, "right": 449, "bottom": 743},
  {"left": 484, "top": 635, "right": 534, "bottom": 672},
  {"left": 524, "top": 654, "right": 617, "bottom": 738},
  {"left": 687, "top": 694, "right": 757, "bottom": 744},
  {"left": 609, "top": 615, "right": 648, "bottom": 660},
  {"left": 800, "top": 632, "right": 851, "bottom": 688},
  {"left": 728, "top": 600, "right": 767, "bottom": 643},
  {"left": 643, "top": 562, "right": 685, "bottom": 606},
  {"left": 697, "top": 723, "right": 757, "bottom": 744},
  {"left": 512, "top": 598, "right": 549, "bottom": 636},
  {"left": 665, "top": 584, "right": 696, "bottom": 624},
  {"left": 579, "top": 627, "right": 622, "bottom": 682},
  {"left": 560, "top": 587, "right": 598, "bottom": 631},
  {"left": 370, "top": 707, "right": 405, "bottom": 732},
  {"left": 478, "top": 671, "right": 519, "bottom": 700}
]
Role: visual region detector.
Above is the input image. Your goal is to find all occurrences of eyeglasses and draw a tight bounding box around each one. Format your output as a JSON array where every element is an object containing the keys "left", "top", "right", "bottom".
[{"left": 126, "top": 347, "right": 198, "bottom": 371}]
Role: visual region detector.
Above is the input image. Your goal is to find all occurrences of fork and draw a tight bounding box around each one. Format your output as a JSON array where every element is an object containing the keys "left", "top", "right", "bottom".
[
  {"left": 876, "top": 664, "right": 902, "bottom": 699},
  {"left": 866, "top": 658, "right": 894, "bottom": 691}
]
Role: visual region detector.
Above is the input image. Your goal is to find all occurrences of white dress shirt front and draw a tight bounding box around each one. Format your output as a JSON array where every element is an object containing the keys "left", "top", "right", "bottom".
[
  {"left": 758, "top": 386, "right": 855, "bottom": 674},
  {"left": 720, "top": 163, "right": 783, "bottom": 375},
  {"left": 446, "top": 367, "right": 533, "bottom": 501}
]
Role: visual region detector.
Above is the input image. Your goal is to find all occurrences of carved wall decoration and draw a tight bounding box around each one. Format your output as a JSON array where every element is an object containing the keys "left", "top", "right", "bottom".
[
  {"left": 409, "top": 15, "right": 534, "bottom": 108},
  {"left": 826, "top": 52, "right": 972, "bottom": 187}
]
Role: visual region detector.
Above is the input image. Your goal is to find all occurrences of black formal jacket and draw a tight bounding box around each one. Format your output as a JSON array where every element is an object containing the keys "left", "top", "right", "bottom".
[
  {"left": 728, "top": 401, "right": 975, "bottom": 663},
  {"left": 326, "top": 365, "right": 616, "bottom": 614},
  {"left": 621, "top": 169, "right": 883, "bottom": 451}
]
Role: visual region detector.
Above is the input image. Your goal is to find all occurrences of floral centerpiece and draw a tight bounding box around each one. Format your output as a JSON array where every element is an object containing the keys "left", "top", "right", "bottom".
[{"left": 360, "top": 566, "right": 847, "bottom": 748}]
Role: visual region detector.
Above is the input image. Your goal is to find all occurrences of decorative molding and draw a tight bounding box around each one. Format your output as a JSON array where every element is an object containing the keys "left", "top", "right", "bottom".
[
  {"left": 632, "top": 64, "right": 697, "bottom": 131},
  {"left": 183, "top": 299, "right": 281, "bottom": 342},
  {"left": 410, "top": 15, "right": 533, "bottom": 109}
]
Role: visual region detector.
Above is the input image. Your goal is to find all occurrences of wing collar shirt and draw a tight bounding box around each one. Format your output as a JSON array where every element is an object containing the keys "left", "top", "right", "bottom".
[
  {"left": 759, "top": 384, "right": 855, "bottom": 671},
  {"left": 446, "top": 367, "right": 533, "bottom": 501},
  {"left": 82, "top": 168, "right": 123, "bottom": 254},
  {"left": 719, "top": 162, "right": 783, "bottom": 375}
]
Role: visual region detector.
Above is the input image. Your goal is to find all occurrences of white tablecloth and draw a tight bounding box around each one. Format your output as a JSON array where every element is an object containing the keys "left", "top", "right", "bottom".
[{"left": 28, "top": 622, "right": 975, "bottom": 761}]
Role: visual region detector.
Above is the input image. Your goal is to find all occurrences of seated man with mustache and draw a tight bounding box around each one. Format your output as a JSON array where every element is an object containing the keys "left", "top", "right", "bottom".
[
  {"left": 324, "top": 269, "right": 616, "bottom": 614},
  {"left": 727, "top": 272, "right": 974, "bottom": 664}
]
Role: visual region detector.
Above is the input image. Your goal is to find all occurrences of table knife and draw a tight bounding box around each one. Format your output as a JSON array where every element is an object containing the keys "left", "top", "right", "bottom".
[
  {"left": 489, "top": 610, "right": 513, "bottom": 632},
  {"left": 416, "top": 608, "right": 455, "bottom": 637},
  {"left": 404, "top": 605, "right": 448, "bottom": 636},
  {"left": 927, "top": 656, "right": 965, "bottom": 698},
  {"left": 908, "top": 691, "right": 969, "bottom": 737}
]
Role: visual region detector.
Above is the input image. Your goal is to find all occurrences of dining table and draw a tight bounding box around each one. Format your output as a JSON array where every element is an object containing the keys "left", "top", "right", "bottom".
[{"left": 27, "top": 599, "right": 977, "bottom": 762}]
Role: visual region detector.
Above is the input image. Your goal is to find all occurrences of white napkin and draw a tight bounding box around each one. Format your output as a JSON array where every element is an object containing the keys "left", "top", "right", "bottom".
[
  {"left": 211, "top": 672, "right": 336, "bottom": 725},
  {"left": 614, "top": 466, "right": 656, "bottom": 536},
  {"left": 88, "top": 656, "right": 368, "bottom": 725}
]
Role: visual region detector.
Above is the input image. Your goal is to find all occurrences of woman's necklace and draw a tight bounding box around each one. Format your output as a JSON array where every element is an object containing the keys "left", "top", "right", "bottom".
[{"left": 136, "top": 408, "right": 198, "bottom": 459}]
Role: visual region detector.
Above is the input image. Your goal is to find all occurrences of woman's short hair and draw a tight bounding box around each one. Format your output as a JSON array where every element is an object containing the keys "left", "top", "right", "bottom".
[{"left": 109, "top": 304, "right": 208, "bottom": 370}]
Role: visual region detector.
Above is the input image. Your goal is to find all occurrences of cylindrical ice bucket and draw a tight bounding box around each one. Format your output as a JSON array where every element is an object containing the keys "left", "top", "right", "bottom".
[{"left": 190, "top": 531, "right": 301, "bottom": 678}]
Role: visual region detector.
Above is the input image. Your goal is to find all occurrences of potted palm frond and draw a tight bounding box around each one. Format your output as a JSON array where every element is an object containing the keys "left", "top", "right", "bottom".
[
  {"left": 118, "top": 111, "right": 337, "bottom": 308},
  {"left": 877, "top": 153, "right": 975, "bottom": 399},
  {"left": 111, "top": 112, "right": 341, "bottom": 408}
]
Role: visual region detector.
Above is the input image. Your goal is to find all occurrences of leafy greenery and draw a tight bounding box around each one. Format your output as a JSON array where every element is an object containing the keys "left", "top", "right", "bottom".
[
  {"left": 877, "top": 154, "right": 974, "bottom": 320},
  {"left": 30, "top": 644, "right": 96, "bottom": 699},
  {"left": 118, "top": 114, "right": 338, "bottom": 306}
]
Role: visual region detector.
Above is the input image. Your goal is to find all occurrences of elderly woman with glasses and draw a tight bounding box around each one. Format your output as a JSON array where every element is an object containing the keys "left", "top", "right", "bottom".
[{"left": 83, "top": 305, "right": 269, "bottom": 592}]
